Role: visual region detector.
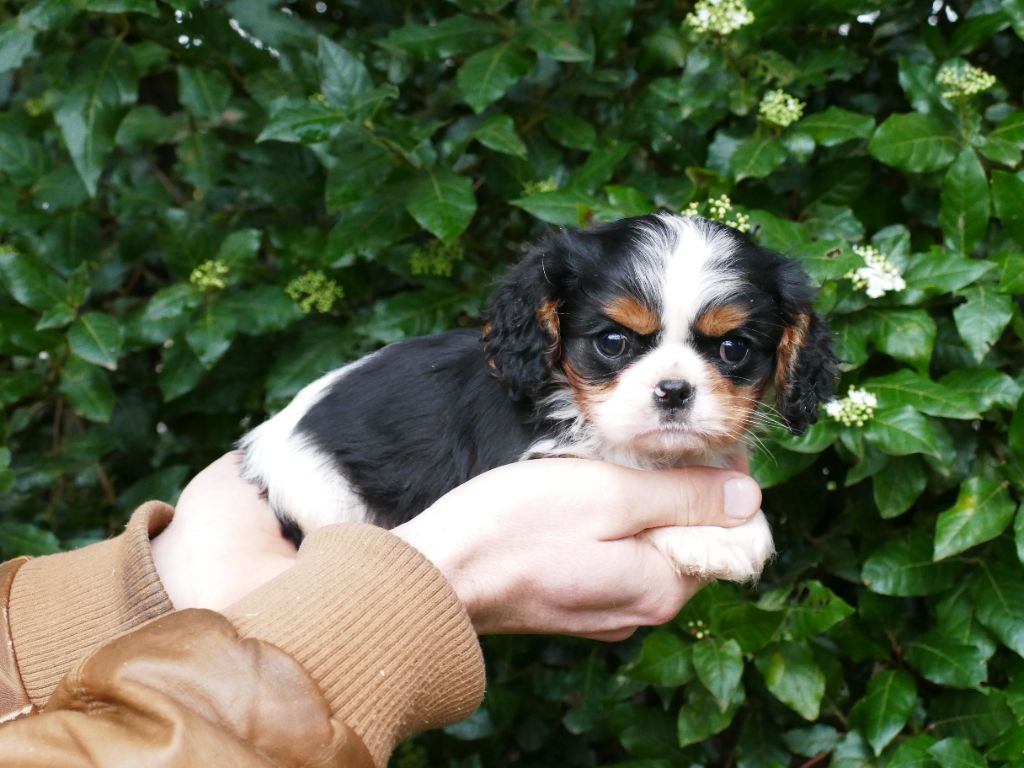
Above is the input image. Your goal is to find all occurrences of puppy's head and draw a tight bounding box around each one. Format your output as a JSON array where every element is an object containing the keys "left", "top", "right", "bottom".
[{"left": 483, "top": 213, "right": 836, "bottom": 459}]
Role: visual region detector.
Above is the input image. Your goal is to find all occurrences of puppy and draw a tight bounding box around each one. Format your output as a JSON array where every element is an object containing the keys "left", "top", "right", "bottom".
[{"left": 239, "top": 213, "right": 836, "bottom": 581}]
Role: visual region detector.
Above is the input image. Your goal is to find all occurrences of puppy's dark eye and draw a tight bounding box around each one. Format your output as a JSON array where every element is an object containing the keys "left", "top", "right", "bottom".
[
  {"left": 595, "top": 331, "right": 630, "bottom": 359},
  {"left": 719, "top": 338, "right": 749, "bottom": 365}
]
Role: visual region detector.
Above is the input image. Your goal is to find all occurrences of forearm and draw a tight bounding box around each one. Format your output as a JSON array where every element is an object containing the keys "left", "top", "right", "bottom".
[{"left": 1, "top": 517, "right": 485, "bottom": 768}]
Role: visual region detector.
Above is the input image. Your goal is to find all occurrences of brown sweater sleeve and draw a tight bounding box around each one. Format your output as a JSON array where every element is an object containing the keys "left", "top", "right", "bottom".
[
  {"left": 7, "top": 501, "right": 176, "bottom": 705},
  {"left": 0, "top": 509, "right": 486, "bottom": 767}
]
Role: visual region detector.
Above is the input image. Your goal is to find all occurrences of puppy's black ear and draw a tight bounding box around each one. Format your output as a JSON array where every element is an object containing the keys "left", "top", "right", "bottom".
[
  {"left": 482, "top": 237, "right": 568, "bottom": 401},
  {"left": 773, "top": 259, "right": 838, "bottom": 435}
]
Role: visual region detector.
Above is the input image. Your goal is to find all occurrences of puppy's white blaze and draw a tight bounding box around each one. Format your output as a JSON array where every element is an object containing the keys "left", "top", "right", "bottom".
[
  {"left": 641, "top": 511, "right": 775, "bottom": 581},
  {"left": 239, "top": 359, "right": 373, "bottom": 532},
  {"left": 648, "top": 215, "right": 743, "bottom": 343}
]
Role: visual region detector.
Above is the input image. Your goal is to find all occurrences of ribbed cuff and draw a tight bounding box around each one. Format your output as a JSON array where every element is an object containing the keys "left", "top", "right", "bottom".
[
  {"left": 225, "top": 524, "right": 486, "bottom": 768},
  {"left": 8, "top": 501, "right": 175, "bottom": 705}
]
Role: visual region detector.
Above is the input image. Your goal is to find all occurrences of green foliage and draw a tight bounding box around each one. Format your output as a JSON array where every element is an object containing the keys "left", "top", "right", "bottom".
[{"left": 1, "top": 1, "right": 1023, "bottom": 765}]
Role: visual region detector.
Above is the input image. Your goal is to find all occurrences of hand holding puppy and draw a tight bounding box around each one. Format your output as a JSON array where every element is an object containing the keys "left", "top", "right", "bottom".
[{"left": 155, "top": 452, "right": 761, "bottom": 641}]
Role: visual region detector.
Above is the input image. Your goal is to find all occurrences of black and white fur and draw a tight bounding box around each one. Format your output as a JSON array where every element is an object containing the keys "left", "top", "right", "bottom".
[{"left": 240, "top": 214, "right": 836, "bottom": 581}]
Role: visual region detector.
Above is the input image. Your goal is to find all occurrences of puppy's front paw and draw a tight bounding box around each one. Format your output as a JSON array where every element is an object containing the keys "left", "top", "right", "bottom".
[{"left": 641, "top": 512, "right": 774, "bottom": 582}]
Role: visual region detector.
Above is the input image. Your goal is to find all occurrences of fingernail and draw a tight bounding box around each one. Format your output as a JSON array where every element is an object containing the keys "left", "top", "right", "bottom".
[{"left": 724, "top": 477, "right": 760, "bottom": 519}]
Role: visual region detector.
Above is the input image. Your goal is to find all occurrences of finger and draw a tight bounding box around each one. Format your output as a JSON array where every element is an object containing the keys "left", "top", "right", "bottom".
[
  {"left": 602, "top": 465, "right": 761, "bottom": 538},
  {"left": 583, "top": 627, "right": 637, "bottom": 642},
  {"left": 727, "top": 448, "right": 750, "bottom": 473}
]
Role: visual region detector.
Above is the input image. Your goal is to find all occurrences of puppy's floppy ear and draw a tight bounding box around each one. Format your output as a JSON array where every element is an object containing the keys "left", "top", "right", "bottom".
[
  {"left": 482, "top": 236, "right": 568, "bottom": 401},
  {"left": 773, "top": 259, "right": 838, "bottom": 435}
]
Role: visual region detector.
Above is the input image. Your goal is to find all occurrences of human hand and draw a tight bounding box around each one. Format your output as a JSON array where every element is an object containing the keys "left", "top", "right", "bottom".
[
  {"left": 393, "top": 458, "right": 761, "bottom": 642},
  {"left": 151, "top": 452, "right": 298, "bottom": 610}
]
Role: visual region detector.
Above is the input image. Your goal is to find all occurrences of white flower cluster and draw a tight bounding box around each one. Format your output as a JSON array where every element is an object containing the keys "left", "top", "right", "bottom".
[
  {"left": 681, "top": 194, "right": 751, "bottom": 233},
  {"left": 937, "top": 61, "right": 997, "bottom": 99},
  {"left": 685, "top": 0, "right": 755, "bottom": 36},
  {"left": 845, "top": 244, "right": 906, "bottom": 299},
  {"left": 759, "top": 89, "right": 805, "bottom": 128},
  {"left": 824, "top": 386, "right": 878, "bottom": 427}
]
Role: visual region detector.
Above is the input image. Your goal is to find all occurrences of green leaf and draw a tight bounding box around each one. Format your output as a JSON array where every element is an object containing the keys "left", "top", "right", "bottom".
[
  {"left": 59, "top": 355, "right": 115, "bottom": 422},
  {"left": 0, "top": 521, "right": 61, "bottom": 556},
  {"left": 864, "top": 406, "right": 942, "bottom": 458},
  {"left": 869, "top": 113, "right": 959, "bottom": 173},
  {"left": 939, "top": 369, "right": 1022, "bottom": 413},
  {"left": 906, "top": 633, "right": 990, "bottom": 689},
  {"left": 68, "top": 312, "right": 123, "bottom": 371},
  {"left": 928, "top": 738, "right": 988, "bottom": 768},
  {"left": 754, "top": 641, "right": 824, "bottom": 721},
  {"left": 544, "top": 113, "right": 597, "bottom": 151},
  {"left": 406, "top": 168, "right": 476, "bottom": 242},
  {"left": 115, "top": 105, "right": 187, "bottom": 147},
  {"left": 873, "top": 456, "right": 929, "bottom": 518},
  {"left": 328, "top": 193, "right": 417, "bottom": 261},
  {"left": 849, "top": 670, "right": 917, "bottom": 755},
  {"left": 363, "top": 288, "right": 481, "bottom": 345},
  {"left": 0, "top": 21, "right": 38, "bottom": 74},
  {"left": 940, "top": 148, "right": 990, "bottom": 256},
  {"left": 567, "top": 142, "right": 633, "bottom": 193},
  {"left": 935, "top": 476, "right": 1017, "bottom": 560},
  {"left": 782, "top": 580, "right": 854, "bottom": 640},
  {"left": 862, "top": 534, "right": 961, "bottom": 596},
  {"left": 0, "top": 247, "right": 75, "bottom": 321},
  {"left": 158, "top": 337, "right": 206, "bottom": 401},
  {"left": 692, "top": 638, "right": 744, "bottom": 711},
  {"left": 257, "top": 98, "right": 351, "bottom": 145},
  {"left": 903, "top": 250, "right": 994, "bottom": 294},
  {"left": 973, "top": 555, "right": 1024, "bottom": 657},
  {"left": 625, "top": 628, "right": 694, "bottom": 686},
  {"left": 991, "top": 170, "right": 1024, "bottom": 245},
  {"left": 80, "top": 0, "right": 157, "bottom": 13},
  {"left": 730, "top": 136, "right": 787, "bottom": 181},
  {"left": 177, "top": 65, "right": 232, "bottom": 123},
  {"left": 318, "top": 37, "right": 371, "bottom": 112},
  {"left": 797, "top": 106, "right": 875, "bottom": 147},
  {"left": 888, "top": 734, "right": 940, "bottom": 767},
  {"left": 472, "top": 115, "right": 527, "bottom": 157},
  {"left": 457, "top": 43, "right": 532, "bottom": 113},
  {"left": 176, "top": 132, "right": 225, "bottom": 193},
  {"left": 950, "top": 286, "right": 1015, "bottom": 364},
  {"left": 53, "top": 40, "right": 137, "bottom": 195},
  {"left": 511, "top": 189, "right": 601, "bottom": 226},
  {"left": 868, "top": 309, "right": 936, "bottom": 372},
  {"left": 522, "top": 21, "right": 591, "bottom": 62},
  {"left": 677, "top": 680, "right": 744, "bottom": 748},
  {"left": 867, "top": 370, "right": 981, "bottom": 420},
  {"left": 323, "top": 129, "right": 394, "bottom": 209},
  {"left": 185, "top": 302, "right": 238, "bottom": 369},
  {"left": 381, "top": 15, "right": 502, "bottom": 59}
]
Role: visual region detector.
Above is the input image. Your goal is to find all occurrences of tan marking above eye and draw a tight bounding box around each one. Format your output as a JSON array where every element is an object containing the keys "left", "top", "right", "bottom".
[
  {"left": 693, "top": 304, "right": 750, "bottom": 337},
  {"left": 604, "top": 296, "right": 660, "bottom": 336}
]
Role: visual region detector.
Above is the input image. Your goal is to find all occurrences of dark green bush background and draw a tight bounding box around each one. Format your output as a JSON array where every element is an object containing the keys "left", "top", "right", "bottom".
[{"left": 2, "top": 0, "right": 1024, "bottom": 765}]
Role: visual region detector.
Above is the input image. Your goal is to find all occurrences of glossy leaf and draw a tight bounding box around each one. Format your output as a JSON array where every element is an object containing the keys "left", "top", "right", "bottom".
[
  {"left": 457, "top": 43, "right": 532, "bottom": 113},
  {"left": 68, "top": 312, "right": 123, "bottom": 371},
  {"left": 849, "top": 670, "right": 917, "bottom": 755},
  {"left": 869, "top": 114, "right": 959, "bottom": 172},
  {"left": 754, "top": 642, "right": 824, "bottom": 721},
  {"left": 934, "top": 476, "right": 1017, "bottom": 560},
  {"left": 406, "top": 168, "right": 477, "bottom": 242},
  {"left": 939, "top": 148, "right": 990, "bottom": 256}
]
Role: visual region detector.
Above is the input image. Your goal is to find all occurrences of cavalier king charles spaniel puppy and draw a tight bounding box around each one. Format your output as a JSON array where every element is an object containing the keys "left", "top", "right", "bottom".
[{"left": 239, "top": 213, "right": 836, "bottom": 581}]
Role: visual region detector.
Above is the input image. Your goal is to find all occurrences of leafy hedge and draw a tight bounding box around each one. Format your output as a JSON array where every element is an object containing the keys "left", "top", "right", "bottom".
[{"left": 2, "top": 0, "right": 1024, "bottom": 765}]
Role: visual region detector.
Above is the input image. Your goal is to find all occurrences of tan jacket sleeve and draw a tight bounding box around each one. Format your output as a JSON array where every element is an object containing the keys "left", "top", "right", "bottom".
[{"left": 0, "top": 509, "right": 486, "bottom": 768}]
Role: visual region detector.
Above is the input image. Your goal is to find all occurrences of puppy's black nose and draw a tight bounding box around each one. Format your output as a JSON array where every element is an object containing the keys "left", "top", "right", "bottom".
[{"left": 653, "top": 379, "right": 694, "bottom": 408}]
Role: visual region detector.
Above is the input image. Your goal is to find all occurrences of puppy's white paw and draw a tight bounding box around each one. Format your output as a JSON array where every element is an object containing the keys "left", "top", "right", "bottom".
[{"left": 641, "top": 512, "right": 774, "bottom": 582}]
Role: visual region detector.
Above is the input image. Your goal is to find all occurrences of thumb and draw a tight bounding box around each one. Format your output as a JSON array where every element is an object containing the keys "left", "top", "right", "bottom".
[{"left": 603, "top": 466, "right": 761, "bottom": 539}]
